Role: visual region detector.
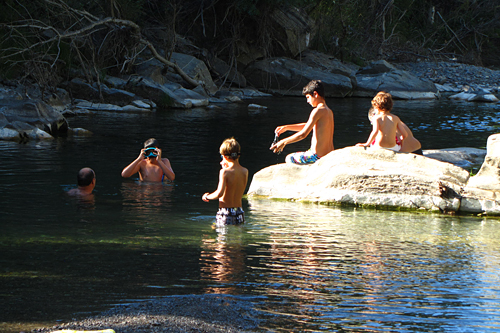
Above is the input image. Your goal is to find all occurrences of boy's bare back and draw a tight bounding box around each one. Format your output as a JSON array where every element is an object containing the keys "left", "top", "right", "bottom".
[
  {"left": 371, "top": 113, "right": 401, "bottom": 148},
  {"left": 218, "top": 162, "right": 248, "bottom": 208}
]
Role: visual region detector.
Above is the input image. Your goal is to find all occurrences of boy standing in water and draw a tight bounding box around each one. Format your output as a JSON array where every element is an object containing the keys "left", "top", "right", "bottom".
[
  {"left": 202, "top": 138, "right": 248, "bottom": 226},
  {"left": 357, "top": 91, "right": 408, "bottom": 151},
  {"left": 121, "top": 138, "right": 175, "bottom": 182},
  {"left": 270, "top": 79, "right": 334, "bottom": 164}
]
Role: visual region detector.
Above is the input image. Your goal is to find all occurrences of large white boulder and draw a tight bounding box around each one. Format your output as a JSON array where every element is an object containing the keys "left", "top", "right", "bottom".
[{"left": 248, "top": 146, "right": 468, "bottom": 212}]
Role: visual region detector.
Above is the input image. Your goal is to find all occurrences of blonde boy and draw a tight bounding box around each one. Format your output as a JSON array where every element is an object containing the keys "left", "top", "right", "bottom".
[
  {"left": 202, "top": 138, "right": 249, "bottom": 226},
  {"left": 270, "top": 80, "right": 334, "bottom": 164},
  {"left": 357, "top": 92, "right": 407, "bottom": 151},
  {"left": 121, "top": 138, "right": 175, "bottom": 182}
]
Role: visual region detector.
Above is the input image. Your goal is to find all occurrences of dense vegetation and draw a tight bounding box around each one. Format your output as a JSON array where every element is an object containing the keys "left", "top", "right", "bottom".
[{"left": 1, "top": 0, "right": 499, "bottom": 89}]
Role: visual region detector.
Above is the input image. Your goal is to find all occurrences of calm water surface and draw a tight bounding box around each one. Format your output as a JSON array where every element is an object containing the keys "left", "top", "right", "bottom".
[{"left": 1, "top": 96, "right": 500, "bottom": 332}]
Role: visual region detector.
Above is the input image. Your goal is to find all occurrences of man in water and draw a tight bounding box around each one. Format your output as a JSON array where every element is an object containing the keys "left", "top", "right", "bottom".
[{"left": 67, "top": 167, "right": 96, "bottom": 196}]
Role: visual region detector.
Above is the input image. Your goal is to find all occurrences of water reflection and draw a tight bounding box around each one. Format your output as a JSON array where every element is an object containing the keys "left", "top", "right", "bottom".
[
  {"left": 120, "top": 181, "right": 174, "bottom": 212},
  {"left": 200, "top": 228, "right": 247, "bottom": 294},
  {"left": 2, "top": 97, "right": 500, "bottom": 332}
]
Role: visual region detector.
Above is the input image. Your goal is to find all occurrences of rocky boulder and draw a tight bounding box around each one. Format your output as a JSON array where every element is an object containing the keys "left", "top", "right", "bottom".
[
  {"left": 0, "top": 99, "right": 68, "bottom": 141},
  {"left": 449, "top": 91, "right": 499, "bottom": 103},
  {"left": 248, "top": 146, "right": 468, "bottom": 212},
  {"left": 248, "top": 134, "right": 500, "bottom": 215},
  {"left": 270, "top": 6, "right": 316, "bottom": 57},
  {"left": 353, "top": 60, "right": 439, "bottom": 99},
  {"left": 462, "top": 134, "right": 500, "bottom": 214},
  {"left": 244, "top": 57, "right": 353, "bottom": 97}
]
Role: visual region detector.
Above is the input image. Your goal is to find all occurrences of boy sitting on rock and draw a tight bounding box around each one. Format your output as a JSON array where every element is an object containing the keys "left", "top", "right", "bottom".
[{"left": 357, "top": 91, "right": 407, "bottom": 151}]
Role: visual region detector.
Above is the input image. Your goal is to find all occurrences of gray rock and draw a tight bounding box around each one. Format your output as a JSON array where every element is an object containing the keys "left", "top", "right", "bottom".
[
  {"left": 353, "top": 61, "right": 438, "bottom": 99},
  {"left": 244, "top": 57, "right": 353, "bottom": 97},
  {"left": 211, "top": 57, "right": 247, "bottom": 88},
  {"left": 449, "top": 91, "right": 499, "bottom": 102},
  {"left": 423, "top": 147, "right": 486, "bottom": 169},
  {"left": 0, "top": 99, "right": 68, "bottom": 139},
  {"left": 124, "top": 77, "right": 192, "bottom": 108},
  {"left": 169, "top": 52, "right": 218, "bottom": 95},
  {"left": 270, "top": 6, "right": 316, "bottom": 57}
]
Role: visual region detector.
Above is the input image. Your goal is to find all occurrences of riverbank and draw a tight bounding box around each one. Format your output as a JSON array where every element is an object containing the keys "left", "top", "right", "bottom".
[
  {"left": 394, "top": 61, "right": 500, "bottom": 92},
  {"left": 31, "top": 295, "right": 264, "bottom": 333}
]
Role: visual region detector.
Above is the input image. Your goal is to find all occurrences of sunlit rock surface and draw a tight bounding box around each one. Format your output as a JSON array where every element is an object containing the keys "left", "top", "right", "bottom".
[{"left": 247, "top": 135, "right": 500, "bottom": 215}]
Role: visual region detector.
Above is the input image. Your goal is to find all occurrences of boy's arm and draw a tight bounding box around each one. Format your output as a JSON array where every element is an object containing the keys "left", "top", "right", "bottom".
[
  {"left": 156, "top": 149, "right": 175, "bottom": 181},
  {"left": 271, "top": 111, "right": 320, "bottom": 153},
  {"left": 396, "top": 120, "right": 408, "bottom": 141},
  {"left": 121, "top": 150, "right": 145, "bottom": 178},
  {"left": 275, "top": 123, "right": 306, "bottom": 135},
  {"left": 356, "top": 118, "right": 379, "bottom": 147},
  {"left": 202, "top": 169, "right": 226, "bottom": 202}
]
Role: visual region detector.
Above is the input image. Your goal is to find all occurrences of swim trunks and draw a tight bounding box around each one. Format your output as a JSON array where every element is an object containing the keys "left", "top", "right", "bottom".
[
  {"left": 370, "top": 144, "right": 401, "bottom": 152},
  {"left": 286, "top": 150, "right": 320, "bottom": 164},
  {"left": 215, "top": 207, "right": 245, "bottom": 226}
]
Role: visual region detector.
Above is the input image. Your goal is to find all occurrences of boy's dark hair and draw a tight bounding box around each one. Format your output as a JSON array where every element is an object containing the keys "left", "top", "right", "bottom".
[
  {"left": 77, "top": 168, "right": 95, "bottom": 187},
  {"left": 302, "top": 80, "right": 325, "bottom": 98},
  {"left": 144, "top": 138, "right": 159, "bottom": 149},
  {"left": 220, "top": 137, "right": 241, "bottom": 160}
]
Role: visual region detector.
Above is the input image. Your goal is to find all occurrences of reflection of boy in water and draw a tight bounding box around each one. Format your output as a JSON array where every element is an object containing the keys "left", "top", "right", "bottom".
[
  {"left": 121, "top": 138, "right": 175, "bottom": 182},
  {"left": 67, "top": 167, "right": 96, "bottom": 196},
  {"left": 202, "top": 138, "right": 248, "bottom": 226}
]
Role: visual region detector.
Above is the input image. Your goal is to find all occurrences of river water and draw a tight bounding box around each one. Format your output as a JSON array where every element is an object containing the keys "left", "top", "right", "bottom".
[{"left": 1, "top": 96, "right": 500, "bottom": 332}]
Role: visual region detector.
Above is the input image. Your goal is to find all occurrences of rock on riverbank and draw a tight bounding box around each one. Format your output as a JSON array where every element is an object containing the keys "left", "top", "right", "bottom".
[{"left": 32, "top": 295, "right": 263, "bottom": 333}]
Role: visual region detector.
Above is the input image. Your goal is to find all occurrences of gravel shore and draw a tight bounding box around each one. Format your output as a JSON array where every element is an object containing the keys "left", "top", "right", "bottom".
[
  {"left": 31, "top": 295, "right": 265, "bottom": 333},
  {"left": 394, "top": 61, "right": 500, "bottom": 92}
]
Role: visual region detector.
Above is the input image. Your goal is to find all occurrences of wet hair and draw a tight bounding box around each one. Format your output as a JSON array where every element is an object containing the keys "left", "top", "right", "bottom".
[
  {"left": 144, "top": 138, "right": 159, "bottom": 149},
  {"left": 220, "top": 137, "right": 241, "bottom": 160},
  {"left": 302, "top": 80, "right": 325, "bottom": 98},
  {"left": 77, "top": 167, "right": 95, "bottom": 187},
  {"left": 371, "top": 91, "right": 393, "bottom": 112}
]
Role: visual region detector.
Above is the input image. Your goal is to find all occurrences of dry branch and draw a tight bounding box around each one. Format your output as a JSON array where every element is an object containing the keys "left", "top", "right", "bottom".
[{"left": 1, "top": 0, "right": 200, "bottom": 88}]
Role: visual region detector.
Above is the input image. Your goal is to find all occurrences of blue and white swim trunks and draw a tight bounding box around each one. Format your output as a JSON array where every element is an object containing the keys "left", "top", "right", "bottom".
[
  {"left": 215, "top": 207, "right": 245, "bottom": 226},
  {"left": 285, "top": 149, "right": 320, "bottom": 164}
]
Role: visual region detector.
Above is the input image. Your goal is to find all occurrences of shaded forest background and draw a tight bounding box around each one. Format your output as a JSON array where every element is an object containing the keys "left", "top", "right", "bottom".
[{"left": 1, "top": 0, "right": 499, "bottom": 89}]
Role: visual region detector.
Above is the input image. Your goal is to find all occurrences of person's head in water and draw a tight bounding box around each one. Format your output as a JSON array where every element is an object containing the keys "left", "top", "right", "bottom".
[
  {"left": 77, "top": 167, "right": 96, "bottom": 187},
  {"left": 220, "top": 137, "right": 241, "bottom": 161},
  {"left": 68, "top": 167, "right": 96, "bottom": 196}
]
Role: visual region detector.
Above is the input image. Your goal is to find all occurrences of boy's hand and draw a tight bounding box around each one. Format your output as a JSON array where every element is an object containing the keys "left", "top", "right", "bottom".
[
  {"left": 275, "top": 126, "right": 286, "bottom": 136},
  {"left": 202, "top": 193, "right": 210, "bottom": 202},
  {"left": 270, "top": 140, "right": 285, "bottom": 154},
  {"left": 155, "top": 148, "right": 162, "bottom": 160},
  {"left": 139, "top": 148, "right": 147, "bottom": 159}
]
